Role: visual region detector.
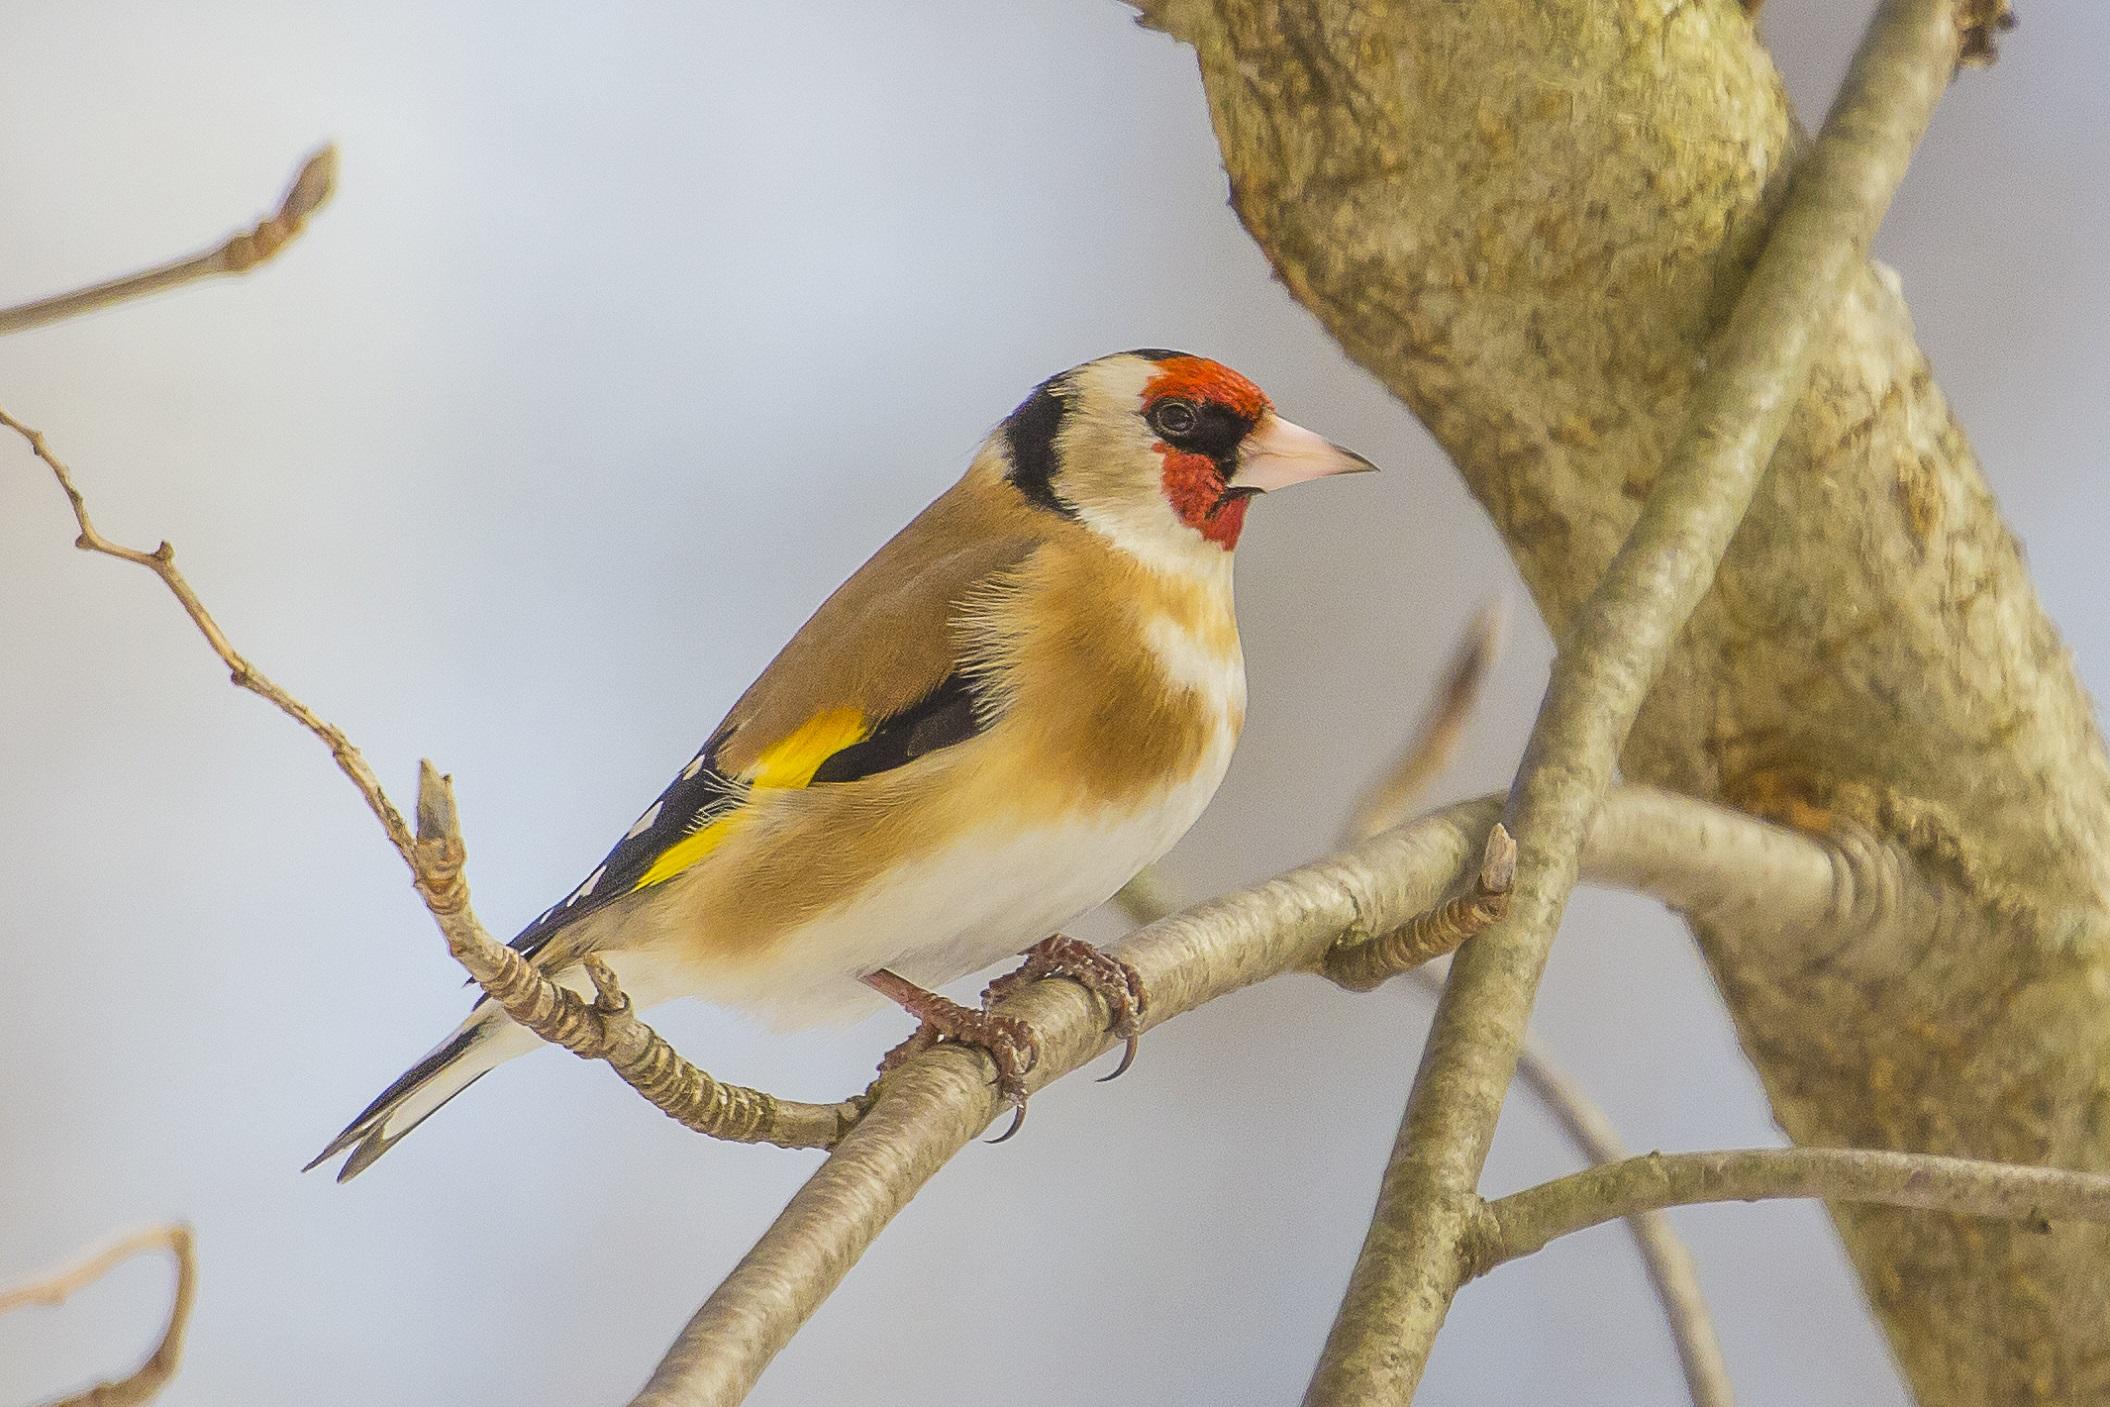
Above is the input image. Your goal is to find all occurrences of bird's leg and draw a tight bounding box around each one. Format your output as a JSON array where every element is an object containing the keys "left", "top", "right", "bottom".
[
  {"left": 863, "top": 968, "right": 1038, "bottom": 1139},
  {"left": 984, "top": 934, "right": 1148, "bottom": 1082}
]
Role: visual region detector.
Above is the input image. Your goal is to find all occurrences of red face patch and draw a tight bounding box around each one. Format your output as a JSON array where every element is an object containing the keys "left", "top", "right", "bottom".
[
  {"left": 1142, "top": 356, "right": 1270, "bottom": 551},
  {"left": 1159, "top": 448, "right": 1251, "bottom": 548}
]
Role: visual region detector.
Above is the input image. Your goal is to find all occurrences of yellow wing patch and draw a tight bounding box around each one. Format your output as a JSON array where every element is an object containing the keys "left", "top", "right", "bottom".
[
  {"left": 745, "top": 706, "right": 871, "bottom": 789},
  {"left": 631, "top": 810, "right": 748, "bottom": 892},
  {"left": 629, "top": 707, "right": 871, "bottom": 893}
]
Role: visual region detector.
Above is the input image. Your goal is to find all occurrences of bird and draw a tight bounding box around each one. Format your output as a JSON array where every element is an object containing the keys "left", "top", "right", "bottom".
[{"left": 311, "top": 349, "right": 1374, "bottom": 1179}]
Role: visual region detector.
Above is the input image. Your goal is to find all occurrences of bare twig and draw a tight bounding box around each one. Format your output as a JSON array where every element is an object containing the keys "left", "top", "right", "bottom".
[
  {"left": 1305, "top": 4, "right": 1974, "bottom": 1400},
  {"left": 0, "top": 1224, "right": 196, "bottom": 1407},
  {"left": 6, "top": 409, "right": 856, "bottom": 1152},
  {"left": 1346, "top": 602, "right": 1504, "bottom": 843},
  {"left": 0, "top": 147, "right": 337, "bottom": 337},
  {"left": 1323, "top": 823, "right": 1515, "bottom": 991},
  {"left": 1469, "top": 1148, "right": 2110, "bottom": 1275},
  {"left": 412, "top": 765, "right": 861, "bottom": 1149}
]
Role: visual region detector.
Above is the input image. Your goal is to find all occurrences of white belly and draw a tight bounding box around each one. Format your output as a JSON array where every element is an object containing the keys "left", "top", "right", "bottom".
[{"left": 698, "top": 732, "right": 1235, "bottom": 1029}]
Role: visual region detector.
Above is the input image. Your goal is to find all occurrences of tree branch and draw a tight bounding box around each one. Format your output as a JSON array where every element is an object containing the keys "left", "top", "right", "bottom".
[
  {"left": 1148, "top": 0, "right": 2106, "bottom": 1389},
  {"left": 628, "top": 785, "right": 1894, "bottom": 1405},
  {"left": 1484, "top": 1004, "right": 1733, "bottom": 1407},
  {"left": 0, "top": 146, "right": 337, "bottom": 337},
  {"left": 1326, "top": 612, "right": 1728, "bottom": 1405},
  {"left": 1129, "top": 861, "right": 1733, "bottom": 1407},
  {"left": 1303, "top": 3, "right": 1971, "bottom": 1399},
  {"left": 0, "top": 1223, "right": 196, "bottom": 1407},
  {"left": 6, "top": 409, "right": 858, "bottom": 1154},
  {"left": 1322, "top": 824, "right": 1514, "bottom": 991},
  {"left": 1469, "top": 1148, "right": 2110, "bottom": 1277}
]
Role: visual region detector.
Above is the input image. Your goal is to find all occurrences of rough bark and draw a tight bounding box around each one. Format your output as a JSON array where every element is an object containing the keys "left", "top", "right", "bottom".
[{"left": 1138, "top": 1, "right": 2110, "bottom": 1400}]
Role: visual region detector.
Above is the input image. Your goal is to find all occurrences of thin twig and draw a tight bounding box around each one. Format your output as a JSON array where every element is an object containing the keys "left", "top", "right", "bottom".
[
  {"left": 6, "top": 410, "right": 856, "bottom": 1152},
  {"left": 0, "top": 1224, "right": 196, "bottom": 1407},
  {"left": 1304, "top": 4, "right": 1974, "bottom": 1401},
  {"left": 1346, "top": 601, "right": 1505, "bottom": 844},
  {"left": 412, "top": 765, "right": 861, "bottom": 1149},
  {"left": 1482, "top": 997, "right": 1734, "bottom": 1407},
  {"left": 1323, "top": 823, "right": 1515, "bottom": 990},
  {"left": 1470, "top": 1148, "right": 2110, "bottom": 1275},
  {"left": 0, "top": 147, "right": 337, "bottom": 337}
]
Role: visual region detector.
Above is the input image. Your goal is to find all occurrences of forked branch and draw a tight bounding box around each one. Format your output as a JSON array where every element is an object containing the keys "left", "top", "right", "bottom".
[
  {"left": 629, "top": 785, "right": 1910, "bottom": 1406},
  {"left": 1306, "top": 3, "right": 1980, "bottom": 1399},
  {"left": 1327, "top": 637, "right": 1729, "bottom": 1407}
]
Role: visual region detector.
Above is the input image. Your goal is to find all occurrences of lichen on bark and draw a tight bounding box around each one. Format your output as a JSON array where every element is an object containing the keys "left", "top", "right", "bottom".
[{"left": 1139, "top": 0, "right": 2110, "bottom": 1399}]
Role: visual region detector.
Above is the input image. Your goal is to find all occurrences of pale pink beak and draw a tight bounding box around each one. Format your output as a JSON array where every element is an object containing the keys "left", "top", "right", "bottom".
[{"left": 1235, "top": 413, "right": 1379, "bottom": 492}]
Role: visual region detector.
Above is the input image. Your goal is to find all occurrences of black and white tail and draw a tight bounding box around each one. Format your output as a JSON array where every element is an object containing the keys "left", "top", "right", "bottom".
[{"left": 307, "top": 1006, "right": 541, "bottom": 1182}]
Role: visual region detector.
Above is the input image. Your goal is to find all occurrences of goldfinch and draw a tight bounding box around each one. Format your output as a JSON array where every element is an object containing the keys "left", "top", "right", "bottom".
[{"left": 313, "top": 349, "right": 1373, "bottom": 1178}]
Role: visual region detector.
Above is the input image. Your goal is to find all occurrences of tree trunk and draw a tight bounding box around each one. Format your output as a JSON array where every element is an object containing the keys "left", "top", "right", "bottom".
[{"left": 1137, "top": 1, "right": 2110, "bottom": 1400}]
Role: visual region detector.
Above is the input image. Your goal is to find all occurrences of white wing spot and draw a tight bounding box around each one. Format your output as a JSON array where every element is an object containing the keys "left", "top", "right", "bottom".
[
  {"left": 567, "top": 865, "right": 607, "bottom": 906},
  {"left": 680, "top": 755, "right": 705, "bottom": 781},
  {"left": 626, "top": 800, "right": 663, "bottom": 839}
]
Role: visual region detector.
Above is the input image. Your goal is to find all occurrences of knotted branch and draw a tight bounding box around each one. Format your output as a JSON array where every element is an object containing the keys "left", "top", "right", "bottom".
[{"left": 412, "top": 764, "right": 860, "bottom": 1148}]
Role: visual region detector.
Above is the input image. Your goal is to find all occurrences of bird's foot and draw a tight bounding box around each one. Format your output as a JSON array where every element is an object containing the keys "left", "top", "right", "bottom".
[
  {"left": 864, "top": 968, "right": 1038, "bottom": 1140},
  {"left": 984, "top": 933, "right": 1148, "bottom": 1083}
]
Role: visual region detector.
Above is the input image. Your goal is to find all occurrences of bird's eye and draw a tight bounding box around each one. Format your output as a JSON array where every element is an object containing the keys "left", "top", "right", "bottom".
[{"left": 1151, "top": 399, "right": 1199, "bottom": 438}]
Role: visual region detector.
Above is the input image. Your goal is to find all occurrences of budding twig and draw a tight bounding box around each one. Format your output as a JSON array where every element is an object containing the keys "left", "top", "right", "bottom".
[{"left": 0, "top": 146, "right": 337, "bottom": 337}]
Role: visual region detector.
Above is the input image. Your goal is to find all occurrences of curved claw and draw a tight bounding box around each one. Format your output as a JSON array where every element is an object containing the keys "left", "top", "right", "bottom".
[
  {"left": 991, "top": 935, "right": 1150, "bottom": 1089},
  {"left": 984, "top": 1100, "right": 1029, "bottom": 1144},
  {"left": 1096, "top": 1033, "right": 1141, "bottom": 1083}
]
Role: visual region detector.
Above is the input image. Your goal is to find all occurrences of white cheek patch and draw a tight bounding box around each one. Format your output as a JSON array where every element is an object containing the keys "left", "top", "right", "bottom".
[{"left": 1075, "top": 497, "right": 1236, "bottom": 585}]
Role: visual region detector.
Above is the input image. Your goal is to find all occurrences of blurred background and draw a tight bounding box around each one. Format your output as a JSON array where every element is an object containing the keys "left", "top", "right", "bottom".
[{"left": 2, "top": 2, "right": 2103, "bottom": 1403}]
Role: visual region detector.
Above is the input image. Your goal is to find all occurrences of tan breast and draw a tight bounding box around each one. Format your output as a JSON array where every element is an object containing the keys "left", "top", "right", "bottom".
[
  {"left": 666, "top": 517, "right": 1245, "bottom": 964},
  {"left": 971, "top": 529, "right": 1243, "bottom": 810}
]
